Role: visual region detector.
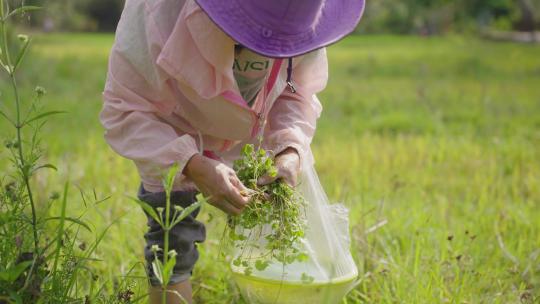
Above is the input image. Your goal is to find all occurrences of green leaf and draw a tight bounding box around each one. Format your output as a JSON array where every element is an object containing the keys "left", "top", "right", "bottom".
[
  {"left": 8, "top": 290, "right": 23, "bottom": 304},
  {"left": 296, "top": 252, "right": 309, "bottom": 262},
  {"left": 162, "top": 255, "right": 176, "bottom": 285},
  {"left": 129, "top": 197, "right": 162, "bottom": 226},
  {"left": 23, "top": 111, "right": 66, "bottom": 126},
  {"left": 2, "top": 64, "right": 13, "bottom": 74},
  {"left": 164, "top": 163, "right": 179, "bottom": 194},
  {"left": 0, "top": 261, "right": 32, "bottom": 283},
  {"left": 32, "top": 163, "right": 57, "bottom": 174},
  {"left": 301, "top": 272, "right": 315, "bottom": 284},
  {"left": 196, "top": 193, "right": 208, "bottom": 205},
  {"left": 4, "top": 6, "right": 41, "bottom": 20},
  {"left": 268, "top": 167, "right": 278, "bottom": 178},
  {"left": 173, "top": 201, "right": 201, "bottom": 225},
  {"left": 242, "top": 144, "right": 254, "bottom": 156},
  {"left": 151, "top": 259, "right": 164, "bottom": 285},
  {"left": 45, "top": 216, "right": 92, "bottom": 232},
  {"left": 13, "top": 38, "right": 30, "bottom": 72},
  {"left": 255, "top": 260, "right": 269, "bottom": 271}
]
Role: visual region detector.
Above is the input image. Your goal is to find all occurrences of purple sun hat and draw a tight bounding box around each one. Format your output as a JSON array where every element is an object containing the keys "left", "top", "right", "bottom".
[{"left": 194, "top": 0, "right": 366, "bottom": 59}]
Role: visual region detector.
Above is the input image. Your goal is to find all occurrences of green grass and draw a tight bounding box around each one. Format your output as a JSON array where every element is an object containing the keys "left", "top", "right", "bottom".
[{"left": 1, "top": 33, "right": 539, "bottom": 303}]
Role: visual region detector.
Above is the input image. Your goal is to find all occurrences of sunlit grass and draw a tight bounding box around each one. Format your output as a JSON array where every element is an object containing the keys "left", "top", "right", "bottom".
[{"left": 1, "top": 33, "right": 539, "bottom": 303}]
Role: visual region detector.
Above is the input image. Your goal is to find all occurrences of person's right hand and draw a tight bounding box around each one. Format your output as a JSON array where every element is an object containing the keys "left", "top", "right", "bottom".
[{"left": 183, "top": 154, "right": 251, "bottom": 216}]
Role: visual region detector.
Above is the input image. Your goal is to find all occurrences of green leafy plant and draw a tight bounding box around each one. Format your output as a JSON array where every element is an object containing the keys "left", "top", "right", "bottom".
[
  {"left": 1, "top": 1, "right": 141, "bottom": 302},
  {"left": 131, "top": 164, "right": 206, "bottom": 304},
  {"left": 228, "top": 144, "right": 308, "bottom": 275}
]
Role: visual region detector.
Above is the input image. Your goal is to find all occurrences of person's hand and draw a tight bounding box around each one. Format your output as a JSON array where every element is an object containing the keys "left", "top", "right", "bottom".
[
  {"left": 184, "top": 154, "right": 251, "bottom": 216},
  {"left": 258, "top": 147, "right": 300, "bottom": 187}
]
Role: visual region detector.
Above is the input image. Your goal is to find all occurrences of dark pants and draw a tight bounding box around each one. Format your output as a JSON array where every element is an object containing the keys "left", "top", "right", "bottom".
[{"left": 137, "top": 185, "right": 206, "bottom": 286}]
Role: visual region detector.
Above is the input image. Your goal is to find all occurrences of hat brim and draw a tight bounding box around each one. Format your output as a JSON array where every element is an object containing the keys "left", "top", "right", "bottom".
[{"left": 195, "top": 0, "right": 365, "bottom": 58}]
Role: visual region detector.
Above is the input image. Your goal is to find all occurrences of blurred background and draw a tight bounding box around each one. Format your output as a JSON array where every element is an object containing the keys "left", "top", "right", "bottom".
[{"left": 13, "top": 0, "right": 540, "bottom": 37}]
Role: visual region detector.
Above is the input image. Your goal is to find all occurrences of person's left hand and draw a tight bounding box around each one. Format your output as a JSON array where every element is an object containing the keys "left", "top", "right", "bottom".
[{"left": 257, "top": 147, "right": 300, "bottom": 187}]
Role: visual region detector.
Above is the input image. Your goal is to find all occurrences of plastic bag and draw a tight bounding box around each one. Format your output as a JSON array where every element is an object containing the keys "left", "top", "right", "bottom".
[{"left": 230, "top": 161, "right": 358, "bottom": 304}]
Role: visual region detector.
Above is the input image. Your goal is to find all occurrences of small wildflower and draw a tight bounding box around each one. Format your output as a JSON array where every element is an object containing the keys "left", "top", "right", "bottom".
[
  {"left": 156, "top": 207, "right": 164, "bottom": 214},
  {"left": 117, "top": 289, "right": 134, "bottom": 303},
  {"left": 150, "top": 245, "right": 160, "bottom": 253},
  {"left": 168, "top": 250, "right": 178, "bottom": 258},
  {"left": 35, "top": 86, "right": 46, "bottom": 97},
  {"left": 17, "top": 34, "right": 29, "bottom": 43},
  {"left": 174, "top": 205, "right": 183, "bottom": 212}
]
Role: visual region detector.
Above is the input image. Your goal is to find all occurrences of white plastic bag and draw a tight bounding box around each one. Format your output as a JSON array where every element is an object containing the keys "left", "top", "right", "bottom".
[{"left": 231, "top": 161, "right": 358, "bottom": 304}]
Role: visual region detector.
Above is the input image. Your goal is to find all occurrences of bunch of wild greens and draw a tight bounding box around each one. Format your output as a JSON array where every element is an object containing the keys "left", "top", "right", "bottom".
[{"left": 229, "top": 144, "right": 308, "bottom": 275}]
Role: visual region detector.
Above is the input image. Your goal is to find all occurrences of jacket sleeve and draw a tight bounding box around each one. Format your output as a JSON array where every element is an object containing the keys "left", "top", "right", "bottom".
[
  {"left": 100, "top": 51, "right": 200, "bottom": 193},
  {"left": 263, "top": 48, "right": 328, "bottom": 166}
]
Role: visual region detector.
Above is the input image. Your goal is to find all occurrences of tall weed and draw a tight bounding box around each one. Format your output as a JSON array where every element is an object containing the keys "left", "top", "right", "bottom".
[{"left": 0, "top": 2, "right": 140, "bottom": 303}]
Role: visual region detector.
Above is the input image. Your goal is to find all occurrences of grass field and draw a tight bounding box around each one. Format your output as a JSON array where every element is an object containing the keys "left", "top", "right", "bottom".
[{"left": 1, "top": 33, "right": 539, "bottom": 303}]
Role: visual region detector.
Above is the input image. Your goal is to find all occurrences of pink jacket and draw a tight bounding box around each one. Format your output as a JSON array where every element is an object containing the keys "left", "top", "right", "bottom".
[{"left": 100, "top": 0, "right": 329, "bottom": 192}]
